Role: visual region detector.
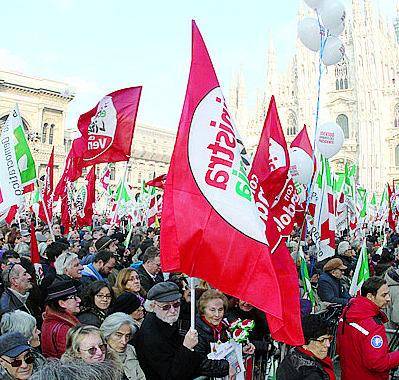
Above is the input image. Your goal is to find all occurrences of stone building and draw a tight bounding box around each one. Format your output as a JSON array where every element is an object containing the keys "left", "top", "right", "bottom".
[{"left": 229, "top": 0, "right": 399, "bottom": 194}]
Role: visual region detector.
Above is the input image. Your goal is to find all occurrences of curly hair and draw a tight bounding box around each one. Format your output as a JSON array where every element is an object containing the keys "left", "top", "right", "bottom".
[{"left": 198, "top": 289, "right": 228, "bottom": 316}]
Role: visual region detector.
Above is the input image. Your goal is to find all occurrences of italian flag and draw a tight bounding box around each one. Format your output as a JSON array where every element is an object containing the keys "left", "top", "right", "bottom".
[
  {"left": 349, "top": 240, "right": 370, "bottom": 296},
  {"left": 299, "top": 247, "right": 315, "bottom": 307}
]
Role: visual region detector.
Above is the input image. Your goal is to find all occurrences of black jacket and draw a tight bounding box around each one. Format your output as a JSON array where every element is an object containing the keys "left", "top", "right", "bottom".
[
  {"left": 194, "top": 315, "right": 230, "bottom": 378},
  {"left": 0, "top": 288, "right": 38, "bottom": 320},
  {"left": 276, "top": 347, "right": 330, "bottom": 380},
  {"left": 135, "top": 312, "right": 201, "bottom": 380},
  {"left": 77, "top": 307, "right": 106, "bottom": 327},
  {"left": 317, "top": 272, "right": 351, "bottom": 305},
  {"left": 136, "top": 265, "right": 164, "bottom": 294}
]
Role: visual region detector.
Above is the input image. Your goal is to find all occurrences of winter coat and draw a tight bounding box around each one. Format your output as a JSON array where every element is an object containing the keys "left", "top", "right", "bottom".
[
  {"left": 111, "top": 344, "right": 145, "bottom": 380},
  {"left": 317, "top": 272, "right": 351, "bottom": 306},
  {"left": 136, "top": 264, "right": 164, "bottom": 294},
  {"left": 135, "top": 312, "right": 201, "bottom": 380},
  {"left": 276, "top": 347, "right": 334, "bottom": 380},
  {"left": 384, "top": 268, "right": 399, "bottom": 325},
  {"left": 41, "top": 306, "right": 80, "bottom": 358},
  {"left": 77, "top": 306, "right": 107, "bottom": 327},
  {"left": 194, "top": 315, "right": 230, "bottom": 378},
  {"left": 0, "top": 288, "right": 35, "bottom": 318},
  {"left": 337, "top": 296, "right": 399, "bottom": 380}
]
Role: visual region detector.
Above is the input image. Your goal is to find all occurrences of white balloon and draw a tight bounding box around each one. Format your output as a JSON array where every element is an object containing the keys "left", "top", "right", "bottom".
[
  {"left": 304, "top": 0, "right": 326, "bottom": 11},
  {"left": 329, "top": 21, "right": 345, "bottom": 36},
  {"left": 315, "top": 122, "right": 344, "bottom": 158},
  {"left": 322, "top": 36, "right": 345, "bottom": 66},
  {"left": 320, "top": 1, "right": 346, "bottom": 30},
  {"left": 289, "top": 148, "right": 314, "bottom": 185},
  {"left": 298, "top": 18, "right": 323, "bottom": 52}
]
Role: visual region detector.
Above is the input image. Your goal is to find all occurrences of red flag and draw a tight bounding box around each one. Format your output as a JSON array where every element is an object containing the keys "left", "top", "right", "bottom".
[
  {"left": 78, "top": 87, "right": 142, "bottom": 167},
  {"left": 100, "top": 165, "right": 111, "bottom": 192},
  {"left": 388, "top": 184, "right": 396, "bottom": 231},
  {"left": 60, "top": 192, "right": 71, "bottom": 235},
  {"left": 38, "top": 148, "right": 54, "bottom": 223},
  {"left": 290, "top": 124, "right": 313, "bottom": 157},
  {"left": 5, "top": 205, "right": 18, "bottom": 225},
  {"left": 30, "top": 221, "right": 40, "bottom": 264},
  {"left": 76, "top": 166, "right": 96, "bottom": 228},
  {"left": 161, "top": 21, "right": 282, "bottom": 322},
  {"left": 248, "top": 97, "right": 303, "bottom": 345},
  {"left": 146, "top": 174, "right": 167, "bottom": 189}
]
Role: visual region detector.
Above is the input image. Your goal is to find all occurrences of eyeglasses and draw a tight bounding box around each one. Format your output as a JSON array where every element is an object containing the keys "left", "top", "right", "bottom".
[
  {"left": 155, "top": 301, "right": 181, "bottom": 311},
  {"left": 80, "top": 343, "right": 107, "bottom": 356},
  {"left": 313, "top": 335, "right": 333, "bottom": 344},
  {"left": 95, "top": 294, "right": 112, "bottom": 300},
  {"left": 2, "top": 352, "right": 35, "bottom": 367}
]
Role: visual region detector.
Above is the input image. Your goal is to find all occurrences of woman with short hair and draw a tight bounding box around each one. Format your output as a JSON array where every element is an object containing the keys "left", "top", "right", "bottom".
[
  {"left": 100, "top": 313, "right": 145, "bottom": 380},
  {"left": 62, "top": 325, "right": 111, "bottom": 365},
  {"left": 78, "top": 281, "right": 114, "bottom": 327}
]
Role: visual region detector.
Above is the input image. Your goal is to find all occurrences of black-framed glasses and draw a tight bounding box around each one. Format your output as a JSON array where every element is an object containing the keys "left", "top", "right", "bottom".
[
  {"left": 2, "top": 352, "right": 34, "bottom": 367},
  {"left": 95, "top": 294, "right": 112, "bottom": 300},
  {"left": 312, "top": 335, "right": 333, "bottom": 344},
  {"left": 155, "top": 301, "right": 181, "bottom": 311},
  {"left": 80, "top": 343, "right": 107, "bottom": 356}
]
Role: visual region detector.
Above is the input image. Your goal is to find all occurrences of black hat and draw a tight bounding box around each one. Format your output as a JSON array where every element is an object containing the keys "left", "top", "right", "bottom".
[
  {"left": 147, "top": 282, "right": 181, "bottom": 302},
  {"left": 302, "top": 314, "right": 329, "bottom": 342},
  {"left": 109, "top": 292, "right": 141, "bottom": 314},
  {"left": 46, "top": 279, "right": 77, "bottom": 302},
  {"left": 0, "top": 332, "right": 31, "bottom": 358},
  {"left": 95, "top": 236, "right": 117, "bottom": 251}
]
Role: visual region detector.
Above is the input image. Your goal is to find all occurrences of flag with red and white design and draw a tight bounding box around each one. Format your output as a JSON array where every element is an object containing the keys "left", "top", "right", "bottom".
[
  {"left": 75, "top": 166, "right": 96, "bottom": 228},
  {"left": 146, "top": 174, "right": 167, "bottom": 190},
  {"left": 147, "top": 194, "right": 159, "bottom": 228},
  {"left": 161, "top": 21, "right": 283, "bottom": 324},
  {"left": 99, "top": 164, "right": 111, "bottom": 192},
  {"left": 38, "top": 147, "right": 54, "bottom": 223}
]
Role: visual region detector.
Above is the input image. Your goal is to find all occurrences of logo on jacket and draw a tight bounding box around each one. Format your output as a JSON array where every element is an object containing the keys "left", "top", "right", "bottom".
[{"left": 371, "top": 335, "right": 383, "bottom": 349}]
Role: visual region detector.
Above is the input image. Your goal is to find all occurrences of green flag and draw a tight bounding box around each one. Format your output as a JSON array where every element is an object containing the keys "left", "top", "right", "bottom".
[
  {"left": 299, "top": 247, "right": 315, "bottom": 306},
  {"left": 349, "top": 240, "right": 370, "bottom": 296}
]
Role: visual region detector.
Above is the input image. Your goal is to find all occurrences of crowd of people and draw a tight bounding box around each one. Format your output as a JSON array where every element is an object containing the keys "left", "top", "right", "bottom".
[{"left": 1, "top": 218, "right": 399, "bottom": 380}]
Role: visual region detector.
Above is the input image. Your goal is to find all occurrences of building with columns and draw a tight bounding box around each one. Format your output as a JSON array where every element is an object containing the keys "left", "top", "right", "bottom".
[{"left": 229, "top": 0, "right": 399, "bottom": 194}]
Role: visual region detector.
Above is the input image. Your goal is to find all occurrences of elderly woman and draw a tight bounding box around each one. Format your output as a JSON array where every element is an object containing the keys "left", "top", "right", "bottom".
[
  {"left": 100, "top": 312, "right": 145, "bottom": 380},
  {"left": 113, "top": 268, "right": 144, "bottom": 301},
  {"left": 78, "top": 281, "right": 113, "bottom": 327},
  {"left": 0, "top": 310, "right": 41, "bottom": 349},
  {"left": 276, "top": 314, "right": 335, "bottom": 379},
  {"left": 195, "top": 289, "right": 255, "bottom": 379},
  {"left": 62, "top": 325, "right": 109, "bottom": 364},
  {"left": 41, "top": 280, "right": 81, "bottom": 358}
]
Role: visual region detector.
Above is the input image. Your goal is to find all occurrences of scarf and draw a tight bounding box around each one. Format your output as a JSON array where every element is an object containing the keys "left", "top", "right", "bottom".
[
  {"left": 201, "top": 315, "right": 224, "bottom": 342},
  {"left": 298, "top": 347, "right": 335, "bottom": 380}
]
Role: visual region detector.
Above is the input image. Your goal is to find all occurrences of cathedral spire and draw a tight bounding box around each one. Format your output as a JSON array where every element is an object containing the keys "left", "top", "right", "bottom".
[{"left": 395, "top": 0, "right": 399, "bottom": 43}]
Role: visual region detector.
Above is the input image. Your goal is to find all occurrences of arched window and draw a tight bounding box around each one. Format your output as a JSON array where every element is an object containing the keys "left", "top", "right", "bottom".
[
  {"left": 396, "top": 145, "right": 399, "bottom": 167},
  {"left": 286, "top": 112, "right": 297, "bottom": 136},
  {"left": 0, "top": 115, "right": 30, "bottom": 133},
  {"left": 336, "top": 114, "right": 349, "bottom": 139},
  {"left": 394, "top": 104, "right": 399, "bottom": 128},
  {"left": 335, "top": 59, "right": 349, "bottom": 90},
  {"left": 42, "top": 123, "right": 48, "bottom": 143},
  {"left": 49, "top": 124, "right": 55, "bottom": 145}
]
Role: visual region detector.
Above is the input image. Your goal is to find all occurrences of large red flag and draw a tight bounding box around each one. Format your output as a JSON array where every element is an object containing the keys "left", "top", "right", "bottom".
[
  {"left": 76, "top": 166, "right": 96, "bottom": 228},
  {"left": 60, "top": 191, "right": 71, "bottom": 235},
  {"left": 146, "top": 174, "right": 167, "bottom": 189},
  {"left": 38, "top": 148, "right": 54, "bottom": 222},
  {"left": 161, "top": 21, "right": 282, "bottom": 322},
  {"left": 249, "top": 97, "right": 303, "bottom": 345}
]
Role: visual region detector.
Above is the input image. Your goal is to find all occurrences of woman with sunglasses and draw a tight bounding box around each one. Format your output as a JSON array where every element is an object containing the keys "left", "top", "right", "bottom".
[
  {"left": 100, "top": 313, "right": 145, "bottom": 380},
  {"left": 276, "top": 314, "right": 335, "bottom": 380},
  {"left": 0, "top": 332, "right": 37, "bottom": 380},
  {"left": 78, "top": 281, "right": 114, "bottom": 327},
  {"left": 62, "top": 325, "right": 114, "bottom": 365}
]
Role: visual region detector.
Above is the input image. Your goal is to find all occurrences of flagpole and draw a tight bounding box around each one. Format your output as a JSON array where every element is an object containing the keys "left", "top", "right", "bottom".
[
  {"left": 37, "top": 180, "right": 55, "bottom": 242},
  {"left": 190, "top": 276, "right": 195, "bottom": 330},
  {"left": 111, "top": 161, "right": 129, "bottom": 226},
  {"left": 16, "top": 207, "right": 22, "bottom": 230}
]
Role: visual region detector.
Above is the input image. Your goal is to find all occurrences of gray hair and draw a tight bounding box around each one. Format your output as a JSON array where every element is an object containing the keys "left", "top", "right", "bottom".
[
  {"left": 100, "top": 312, "right": 137, "bottom": 340},
  {"left": 0, "top": 310, "right": 36, "bottom": 340},
  {"left": 144, "top": 299, "right": 156, "bottom": 313},
  {"left": 30, "top": 359, "right": 122, "bottom": 380},
  {"left": 54, "top": 252, "right": 78, "bottom": 275},
  {"left": 1, "top": 264, "right": 21, "bottom": 288}
]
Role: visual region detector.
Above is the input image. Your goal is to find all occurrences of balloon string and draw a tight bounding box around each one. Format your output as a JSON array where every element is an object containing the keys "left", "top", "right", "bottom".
[{"left": 299, "top": 10, "right": 327, "bottom": 245}]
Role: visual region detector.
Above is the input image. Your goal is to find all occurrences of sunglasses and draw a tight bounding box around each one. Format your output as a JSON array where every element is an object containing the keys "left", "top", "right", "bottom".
[
  {"left": 80, "top": 343, "right": 107, "bottom": 356},
  {"left": 2, "top": 352, "right": 34, "bottom": 367},
  {"left": 156, "top": 301, "right": 181, "bottom": 311}
]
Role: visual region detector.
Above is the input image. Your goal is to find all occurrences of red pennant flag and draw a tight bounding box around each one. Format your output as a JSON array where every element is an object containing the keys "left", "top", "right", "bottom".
[
  {"left": 146, "top": 174, "right": 167, "bottom": 189},
  {"left": 38, "top": 148, "right": 54, "bottom": 223},
  {"left": 290, "top": 124, "right": 313, "bottom": 157},
  {"left": 5, "top": 205, "right": 18, "bottom": 225},
  {"left": 388, "top": 184, "right": 396, "bottom": 231},
  {"left": 161, "top": 21, "right": 282, "bottom": 323},
  {"left": 30, "top": 221, "right": 40, "bottom": 264},
  {"left": 249, "top": 97, "right": 303, "bottom": 345},
  {"left": 76, "top": 166, "right": 96, "bottom": 228},
  {"left": 60, "top": 191, "right": 71, "bottom": 235}
]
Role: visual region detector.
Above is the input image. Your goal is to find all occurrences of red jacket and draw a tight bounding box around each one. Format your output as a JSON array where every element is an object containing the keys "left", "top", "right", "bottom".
[
  {"left": 41, "top": 306, "right": 80, "bottom": 358},
  {"left": 337, "top": 296, "right": 399, "bottom": 380}
]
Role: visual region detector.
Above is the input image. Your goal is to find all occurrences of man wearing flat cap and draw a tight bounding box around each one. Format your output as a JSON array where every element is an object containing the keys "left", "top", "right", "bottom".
[
  {"left": 135, "top": 282, "right": 201, "bottom": 379},
  {"left": 0, "top": 332, "right": 34, "bottom": 379},
  {"left": 317, "top": 258, "right": 352, "bottom": 306}
]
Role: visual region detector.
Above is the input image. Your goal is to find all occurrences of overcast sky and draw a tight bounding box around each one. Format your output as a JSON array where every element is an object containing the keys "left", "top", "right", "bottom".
[{"left": 1, "top": 0, "right": 397, "bottom": 133}]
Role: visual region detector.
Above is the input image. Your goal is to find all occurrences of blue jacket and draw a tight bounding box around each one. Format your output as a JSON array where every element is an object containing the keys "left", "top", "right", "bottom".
[{"left": 317, "top": 272, "right": 351, "bottom": 305}]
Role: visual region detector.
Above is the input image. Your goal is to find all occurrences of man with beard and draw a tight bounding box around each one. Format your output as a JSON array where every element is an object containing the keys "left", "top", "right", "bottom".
[
  {"left": 80, "top": 250, "right": 116, "bottom": 285},
  {"left": 135, "top": 282, "right": 201, "bottom": 380}
]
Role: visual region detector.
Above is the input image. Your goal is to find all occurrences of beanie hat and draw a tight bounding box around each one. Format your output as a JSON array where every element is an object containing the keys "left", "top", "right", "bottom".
[{"left": 109, "top": 292, "right": 141, "bottom": 314}]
